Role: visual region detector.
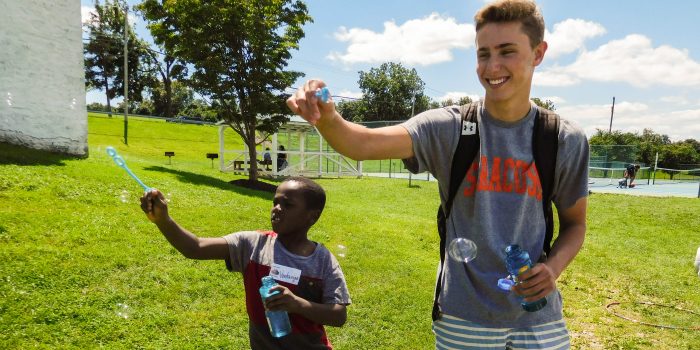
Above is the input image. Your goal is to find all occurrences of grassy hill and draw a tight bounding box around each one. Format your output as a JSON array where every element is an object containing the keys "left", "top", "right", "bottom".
[{"left": 0, "top": 114, "right": 698, "bottom": 349}]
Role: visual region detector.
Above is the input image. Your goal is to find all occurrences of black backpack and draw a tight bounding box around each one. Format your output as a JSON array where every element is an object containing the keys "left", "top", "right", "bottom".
[{"left": 432, "top": 102, "right": 560, "bottom": 321}]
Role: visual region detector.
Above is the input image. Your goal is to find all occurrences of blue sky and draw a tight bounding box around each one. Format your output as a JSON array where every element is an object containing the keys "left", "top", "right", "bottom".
[{"left": 83, "top": 0, "right": 700, "bottom": 141}]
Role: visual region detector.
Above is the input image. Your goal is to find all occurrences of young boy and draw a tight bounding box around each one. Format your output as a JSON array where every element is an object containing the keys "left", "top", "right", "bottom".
[
  {"left": 140, "top": 177, "right": 350, "bottom": 349},
  {"left": 286, "top": 1, "right": 588, "bottom": 348}
]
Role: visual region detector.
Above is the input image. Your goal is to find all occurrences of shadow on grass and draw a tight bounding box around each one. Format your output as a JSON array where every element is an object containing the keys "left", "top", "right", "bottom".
[
  {"left": 145, "top": 166, "right": 280, "bottom": 199},
  {"left": 0, "top": 142, "right": 78, "bottom": 166}
]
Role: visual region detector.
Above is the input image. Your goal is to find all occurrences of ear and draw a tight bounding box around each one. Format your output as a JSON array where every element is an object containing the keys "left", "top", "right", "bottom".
[
  {"left": 533, "top": 41, "right": 548, "bottom": 66},
  {"left": 307, "top": 209, "right": 321, "bottom": 226}
]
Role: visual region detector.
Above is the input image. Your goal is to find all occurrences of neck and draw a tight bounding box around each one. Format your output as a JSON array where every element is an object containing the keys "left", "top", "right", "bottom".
[
  {"left": 277, "top": 233, "right": 315, "bottom": 257},
  {"left": 484, "top": 97, "right": 532, "bottom": 123}
]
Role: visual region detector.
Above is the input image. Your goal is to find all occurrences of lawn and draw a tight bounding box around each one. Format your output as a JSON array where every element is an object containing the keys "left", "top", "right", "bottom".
[{"left": 0, "top": 114, "right": 698, "bottom": 349}]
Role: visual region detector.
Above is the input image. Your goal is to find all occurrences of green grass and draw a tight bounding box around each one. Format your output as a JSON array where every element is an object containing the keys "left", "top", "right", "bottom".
[{"left": 1, "top": 114, "right": 699, "bottom": 349}]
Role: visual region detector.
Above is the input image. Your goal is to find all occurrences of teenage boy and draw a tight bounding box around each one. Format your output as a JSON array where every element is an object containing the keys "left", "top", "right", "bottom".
[{"left": 286, "top": 0, "right": 588, "bottom": 348}]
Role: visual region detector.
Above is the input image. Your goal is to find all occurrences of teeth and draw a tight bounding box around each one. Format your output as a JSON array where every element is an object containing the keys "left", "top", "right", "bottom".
[{"left": 489, "top": 77, "right": 507, "bottom": 85}]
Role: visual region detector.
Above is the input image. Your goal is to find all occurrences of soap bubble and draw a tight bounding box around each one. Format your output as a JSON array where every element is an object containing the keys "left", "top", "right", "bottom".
[
  {"left": 448, "top": 238, "right": 477, "bottom": 264},
  {"left": 115, "top": 302, "right": 129, "bottom": 319},
  {"left": 120, "top": 190, "right": 129, "bottom": 203},
  {"left": 336, "top": 244, "right": 346, "bottom": 258}
]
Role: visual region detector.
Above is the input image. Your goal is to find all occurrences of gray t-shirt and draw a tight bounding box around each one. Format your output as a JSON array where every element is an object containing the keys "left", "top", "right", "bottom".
[
  {"left": 401, "top": 102, "right": 589, "bottom": 327},
  {"left": 224, "top": 230, "right": 351, "bottom": 349}
]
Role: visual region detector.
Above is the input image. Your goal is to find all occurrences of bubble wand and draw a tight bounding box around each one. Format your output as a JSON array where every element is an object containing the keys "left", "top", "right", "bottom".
[
  {"left": 106, "top": 146, "right": 151, "bottom": 192},
  {"left": 315, "top": 87, "right": 330, "bottom": 103}
]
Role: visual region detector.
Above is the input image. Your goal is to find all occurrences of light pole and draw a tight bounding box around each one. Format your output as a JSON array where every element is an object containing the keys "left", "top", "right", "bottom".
[
  {"left": 123, "top": 4, "right": 129, "bottom": 145},
  {"left": 608, "top": 96, "right": 615, "bottom": 133}
]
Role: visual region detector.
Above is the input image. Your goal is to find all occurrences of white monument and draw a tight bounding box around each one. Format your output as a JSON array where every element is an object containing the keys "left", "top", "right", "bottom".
[{"left": 0, "top": 0, "right": 88, "bottom": 156}]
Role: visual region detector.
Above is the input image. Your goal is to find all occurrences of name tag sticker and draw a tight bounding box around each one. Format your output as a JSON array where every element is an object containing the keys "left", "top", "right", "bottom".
[{"left": 270, "top": 263, "right": 302, "bottom": 285}]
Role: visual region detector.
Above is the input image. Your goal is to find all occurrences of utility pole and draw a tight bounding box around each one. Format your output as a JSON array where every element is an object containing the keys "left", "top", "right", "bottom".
[
  {"left": 608, "top": 96, "right": 615, "bottom": 133},
  {"left": 123, "top": 4, "right": 129, "bottom": 145}
]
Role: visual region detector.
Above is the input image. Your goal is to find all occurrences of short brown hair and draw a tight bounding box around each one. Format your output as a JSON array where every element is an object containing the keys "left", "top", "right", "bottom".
[{"left": 474, "top": 0, "right": 545, "bottom": 48}]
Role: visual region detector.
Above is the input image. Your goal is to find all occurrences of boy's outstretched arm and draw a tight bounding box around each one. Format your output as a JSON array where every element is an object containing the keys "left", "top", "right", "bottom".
[
  {"left": 264, "top": 285, "right": 347, "bottom": 327},
  {"left": 140, "top": 189, "right": 228, "bottom": 260},
  {"left": 286, "top": 79, "right": 413, "bottom": 161}
]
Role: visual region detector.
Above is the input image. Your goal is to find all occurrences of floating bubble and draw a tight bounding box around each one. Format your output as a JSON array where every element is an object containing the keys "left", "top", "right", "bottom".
[
  {"left": 448, "top": 238, "right": 477, "bottom": 264},
  {"left": 336, "top": 244, "right": 346, "bottom": 258},
  {"left": 115, "top": 302, "right": 129, "bottom": 319},
  {"left": 120, "top": 190, "right": 129, "bottom": 203}
]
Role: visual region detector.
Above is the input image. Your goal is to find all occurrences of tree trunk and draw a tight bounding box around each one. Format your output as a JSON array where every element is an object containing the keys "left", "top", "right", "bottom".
[
  {"left": 246, "top": 133, "right": 259, "bottom": 183},
  {"left": 164, "top": 78, "right": 172, "bottom": 119},
  {"left": 103, "top": 74, "right": 112, "bottom": 118}
]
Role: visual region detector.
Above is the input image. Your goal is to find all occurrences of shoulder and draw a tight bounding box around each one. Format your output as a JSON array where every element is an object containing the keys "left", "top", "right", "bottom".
[
  {"left": 404, "top": 106, "right": 461, "bottom": 126},
  {"left": 223, "top": 230, "right": 273, "bottom": 244},
  {"left": 556, "top": 116, "right": 588, "bottom": 146}
]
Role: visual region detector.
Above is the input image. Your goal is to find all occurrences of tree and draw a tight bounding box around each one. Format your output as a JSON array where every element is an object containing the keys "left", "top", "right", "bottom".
[
  {"left": 357, "top": 62, "right": 427, "bottom": 121},
  {"left": 659, "top": 142, "right": 700, "bottom": 177},
  {"left": 530, "top": 97, "right": 555, "bottom": 111},
  {"left": 138, "top": 0, "right": 311, "bottom": 182},
  {"left": 150, "top": 80, "right": 193, "bottom": 118},
  {"left": 84, "top": 0, "right": 152, "bottom": 117},
  {"left": 336, "top": 99, "right": 367, "bottom": 123}
]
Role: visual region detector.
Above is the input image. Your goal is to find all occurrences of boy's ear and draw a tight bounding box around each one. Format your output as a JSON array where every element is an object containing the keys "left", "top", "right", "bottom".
[
  {"left": 533, "top": 41, "right": 548, "bottom": 66},
  {"left": 307, "top": 209, "right": 321, "bottom": 226}
]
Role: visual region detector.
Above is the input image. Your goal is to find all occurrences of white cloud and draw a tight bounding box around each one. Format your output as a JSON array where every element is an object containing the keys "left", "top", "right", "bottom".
[
  {"left": 328, "top": 13, "right": 475, "bottom": 66},
  {"left": 544, "top": 19, "right": 606, "bottom": 59},
  {"left": 539, "top": 96, "right": 566, "bottom": 105},
  {"left": 558, "top": 101, "right": 700, "bottom": 141},
  {"left": 436, "top": 92, "right": 481, "bottom": 103},
  {"left": 81, "top": 5, "right": 138, "bottom": 26},
  {"left": 81, "top": 6, "right": 95, "bottom": 24},
  {"left": 537, "top": 34, "right": 700, "bottom": 88},
  {"left": 335, "top": 89, "right": 363, "bottom": 100}
]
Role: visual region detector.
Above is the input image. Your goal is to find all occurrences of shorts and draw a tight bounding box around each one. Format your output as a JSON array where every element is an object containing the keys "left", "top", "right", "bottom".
[{"left": 433, "top": 314, "right": 570, "bottom": 349}]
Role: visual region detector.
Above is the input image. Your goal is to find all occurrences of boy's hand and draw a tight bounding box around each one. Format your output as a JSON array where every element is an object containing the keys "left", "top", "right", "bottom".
[
  {"left": 140, "top": 189, "right": 169, "bottom": 225},
  {"left": 264, "top": 285, "right": 307, "bottom": 314},
  {"left": 511, "top": 263, "right": 557, "bottom": 302},
  {"left": 286, "top": 79, "right": 336, "bottom": 126}
]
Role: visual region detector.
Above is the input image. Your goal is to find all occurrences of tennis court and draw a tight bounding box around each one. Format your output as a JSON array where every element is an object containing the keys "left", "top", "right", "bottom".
[{"left": 588, "top": 166, "right": 700, "bottom": 198}]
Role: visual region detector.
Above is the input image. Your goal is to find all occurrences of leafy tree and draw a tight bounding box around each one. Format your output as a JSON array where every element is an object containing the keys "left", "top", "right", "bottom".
[
  {"left": 659, "top": 142, "right": 700, "bottom": 177},
  {"left": 357, "top": 62, "right": 427, "bottom": 121},
  {"left": 84, "top": 0, "right": 152, "bottom": 117},
  {"left": 530, "top": 97, "right": 555, "bottom": 111},
  {"left": 336, "top": 99, "right": 367, "bottom": 123},
  {"left": 181, "top": 99, "right": 218, "bottom": 121},
  {"left": 150, "top": 80, "right": 193, "bottom": 117},
  {"left": 637, "top": 128, "right": 671, "bottom": 166},
  {"left": 138, "top": 0, "right": 311, "bottom": 182}
]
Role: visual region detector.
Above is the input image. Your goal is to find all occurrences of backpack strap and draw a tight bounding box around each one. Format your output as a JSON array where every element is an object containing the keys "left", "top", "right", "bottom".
[
  {"left": 532, "top": 107, "right": 560, "bottom": 255},
  {"left": 432, "top": 102, "right": 479, "bottom": 321}
]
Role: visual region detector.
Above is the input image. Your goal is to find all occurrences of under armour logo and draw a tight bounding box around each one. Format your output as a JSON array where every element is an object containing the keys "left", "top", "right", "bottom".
[{"left": 462, "top": 121, "right": 476, "bottom": 135}]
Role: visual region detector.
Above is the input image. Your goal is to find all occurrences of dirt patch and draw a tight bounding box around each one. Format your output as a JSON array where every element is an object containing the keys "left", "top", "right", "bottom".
[{"left": 229, "top": 179, "right": 278, "bottom": 193}]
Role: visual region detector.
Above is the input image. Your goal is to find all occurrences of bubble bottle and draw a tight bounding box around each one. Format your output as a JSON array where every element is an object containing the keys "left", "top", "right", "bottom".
[
  {"left": 499, "top": 244, "right": 547, "bottom": 312},
  {"left": 259, "top": 276, "right": 292, "bottom": 337}
]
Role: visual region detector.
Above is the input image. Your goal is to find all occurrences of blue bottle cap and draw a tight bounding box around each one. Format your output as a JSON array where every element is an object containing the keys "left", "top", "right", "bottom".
[{"left": 497, "top": 277, "right": 514, "bottom": 291}]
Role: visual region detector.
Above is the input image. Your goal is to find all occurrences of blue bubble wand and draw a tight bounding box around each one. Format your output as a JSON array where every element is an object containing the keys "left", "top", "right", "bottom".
[
  {"left": 106, "top": 146, "right": 151, "bottom": 192},
  {"left": 315, "top": 87, "right": 330, "bottom": 103}
]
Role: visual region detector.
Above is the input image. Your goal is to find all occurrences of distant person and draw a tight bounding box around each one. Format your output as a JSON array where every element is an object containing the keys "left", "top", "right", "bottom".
[
  {"left": 624, "top": 164, "right": 641, "bottom": 187},
  {"left": 262, "top": 147, "right": 272, "bottom": 170},
  {"left": 277, "top": 145, "right": 288, "bottom": 171},
  {"left": 140, "top": 177, "right": 350, "bottom": 349}
]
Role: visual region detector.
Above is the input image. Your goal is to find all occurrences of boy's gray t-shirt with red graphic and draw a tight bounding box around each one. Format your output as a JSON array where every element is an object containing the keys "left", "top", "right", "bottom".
[
  {"left": 224, "top": 230, "right": 351, "bottom": 350},
  {"left": 401, "top": 102, "right": 589, "bottom": 328}
]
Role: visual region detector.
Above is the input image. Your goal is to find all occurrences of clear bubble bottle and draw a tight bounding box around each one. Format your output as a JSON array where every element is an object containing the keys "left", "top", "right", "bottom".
[
  {"left": 259, "top": 276, "right": 292, "bottom": 338},
  {"left": 503, "top": 244, "right": 547, "bottom": 312}
]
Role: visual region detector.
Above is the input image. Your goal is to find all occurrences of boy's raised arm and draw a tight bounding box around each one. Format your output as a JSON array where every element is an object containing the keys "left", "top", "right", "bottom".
[
  {"left": 140, "top": 189, "right": 229, "bottom": 260},
  {"left": 286, "top": 79, "right": 414, "bottom": 161}
]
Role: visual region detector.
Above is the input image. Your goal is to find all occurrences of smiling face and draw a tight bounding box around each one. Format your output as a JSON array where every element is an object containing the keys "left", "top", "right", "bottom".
[
  {"left": 270, "top": 180, "right": 319, "bottom": 237},
  {"left": 475, "top": 21, "right": 547, "bottom": 110}
]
